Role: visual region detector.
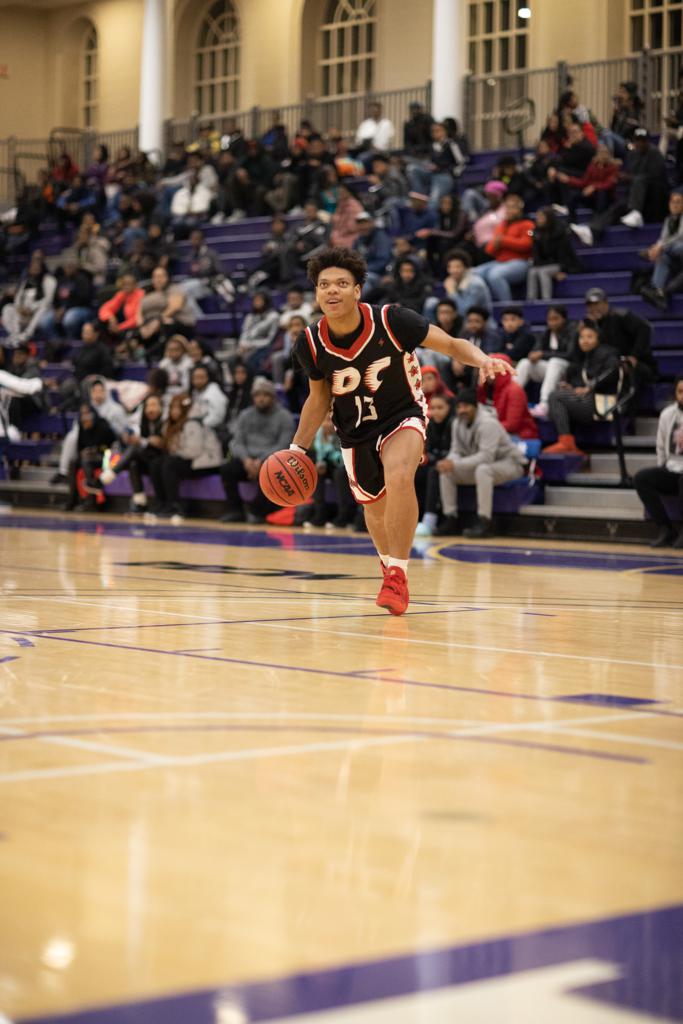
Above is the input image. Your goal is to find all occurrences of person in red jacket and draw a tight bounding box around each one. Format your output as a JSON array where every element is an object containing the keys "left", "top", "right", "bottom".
[
  {"left": 477, "top": 352, "right": 539, "bottom": 439},
  {"left": 472, "top": 193, "right": 534, "bottom": 301},
  {"left": 98, "top": 272, "right": 145, "bottom": 340},
  {"left": 420, "top": 363, "right": 454, "bottom": 415},
  {"left": 558, "top": 144, "right": 619, "bottom": 218}
]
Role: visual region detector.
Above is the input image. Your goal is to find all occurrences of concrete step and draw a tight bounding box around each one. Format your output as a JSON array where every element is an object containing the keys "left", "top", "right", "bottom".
[
  {"left": 0, "top": 479, "right": 67, "bottom": 495},
  {"left": 520, "top": 504, "right": 644, "bottom": 521},
  {"left": 588, "top": 452, "right": 653, "bottom": 473},
  {"left": 614, "top": 436, "right": 657, "bottom": 450},
  {"left": 634, "top": 417, "right": 659, "bottom": 436},
  {"left": 566, "top": 473, "right": 627, "bottom": 487},
  {"left": 544, "top": 485, "right": 642, "bottom": 510}
]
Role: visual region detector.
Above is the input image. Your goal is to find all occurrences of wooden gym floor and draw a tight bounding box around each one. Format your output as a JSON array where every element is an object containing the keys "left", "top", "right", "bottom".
[{"left": 0, "top": 510, "right": 682, "bottom": 1023}]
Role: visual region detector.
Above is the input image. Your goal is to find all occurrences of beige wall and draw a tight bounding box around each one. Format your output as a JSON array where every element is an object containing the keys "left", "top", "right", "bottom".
[
  {"left": 0, "top": 7, "right": 50, "bottom": 136},
  {"left": 376, "top": 0, "right": 433, "bottom": 90}
]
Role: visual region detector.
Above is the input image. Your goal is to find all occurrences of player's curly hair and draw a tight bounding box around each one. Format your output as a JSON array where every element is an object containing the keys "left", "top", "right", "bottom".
[{"left": 307, "top": 247, "right": 367, "bottom": 287}]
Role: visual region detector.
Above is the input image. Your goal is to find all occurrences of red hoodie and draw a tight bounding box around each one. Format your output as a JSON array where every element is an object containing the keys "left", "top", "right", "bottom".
[
  {"left": 421, "top": 364, "right": 454, "bottom": 416},
  {"left": 566, "top": 158, "right": 619, "bottom": 193},
  {"left": 477, "top": 354, "right": 538, "bottom": 439},
  {"left": 485, "top": 217, "right": 534, "bottom": 263}
]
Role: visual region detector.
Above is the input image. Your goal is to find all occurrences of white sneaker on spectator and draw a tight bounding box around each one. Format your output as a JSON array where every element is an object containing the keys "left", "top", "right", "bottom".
[
  {"left": 529, "top": 402, "right": 549, "bottom": 418},
  {"left": 227, "top": 209, "right": 246, "bottom": 223},
  {"left": 210, "top": 212, "right": 226, "bottom": 224},
  {"left": 414, "top": 521, "right": 433, "bottom": 537},
  {"left": 620, "top": 209, "right": 644, "bottom": 229},
  {"left": 570, "top": 223, "right": 593, "bottom": 246},
  {"left": 170, "top": 513, "right": 185, "bottom": 526},
  {"left": 551, "top": 204, "right": 569, "bottom": 216}
]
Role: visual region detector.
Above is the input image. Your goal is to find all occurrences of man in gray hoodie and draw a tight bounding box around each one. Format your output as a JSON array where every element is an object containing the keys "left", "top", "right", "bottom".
[
  {"left": 435, "top": 387, "right": 526, "bottom": 538},
  {"left": 633, "top": 375, "right": 683, "bottom": 548},
  {"left": 220, "top": 377, "right": 294, "bottom": 523}
]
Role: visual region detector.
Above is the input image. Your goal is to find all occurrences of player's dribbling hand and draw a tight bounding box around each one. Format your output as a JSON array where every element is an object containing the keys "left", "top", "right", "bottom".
[{"left": 478, "top": 358, "right": 513, "bottom": 384}]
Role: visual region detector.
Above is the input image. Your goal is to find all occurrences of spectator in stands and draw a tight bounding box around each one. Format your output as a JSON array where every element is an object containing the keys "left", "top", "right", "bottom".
[
  {"left": 220, "top": 376, "right": 294, "bottom": 524},
  {"left": 170, "top": 169, "right": 214, "bottom": 235},
  {"left": 403, "top": 101, "right": 434, "bottom": 159},
  {"left": 176, "top": 227, "right": 225, "bottom": 317},
  {"left": 1, "top": 250, "right": 56, "bottom": 347},
  {"left": 4, "top": 344, "right": 44, "bottom": 433},
  {"left": 83, "top": 144, "right": 109, "bottom": 190},
  {"left": 148, "top": 392, "right": 223, "bottom": 522},
  {"left": 250, "top": 214, "right": 292, "bottom": 289},
  {"left": 659, "top": 68, "right": 683, "bottom": 181},
  {"left": 540, "top": 112, "right": 565, "bottom": 154},
  {"left": 585, "top": 287, "right": 656, "bottom": 391},
  {"left": 98, "top": 272, "right": 145, "bottom": 341},
  {"left": 381, "top": 256, "right": 432, "bottom": 314},
  {"left": 557, "top": 90, "right": 600, "bottom": 148},
  {"left": 571, "top": 130, "right": 669, "bottom": 244},
  {"left": 354, "top": 102, "right": 395, "bottom": 162},
  {"left": 284, "top": 200, "right": 330, "bottom": 271},
  {"left": 499, "top": 306, "right": 536, "bottom": 363},
  {"left": 137, "top": 265, "right": 195, "bottom": 360},
  {"left": 232, "top": 141, "right": 274, "bottom": 218},
  {"left": 40, "top": 257, "right": 94, "bottom": 341},
  {"left": 526, "top": 206, "right": 581, "bottom": 300},
  {"left": 0, "top": 361, "right": 44, "bottom": 441},
  {"left": 420, "top": 363, "right": 455, "bottom": 415},
  {"left": 546, "top": 122, "right": 596, "bottom": 209},
  {"left": 462, "top": 305, "right": 501, "bottom": 353},
  {"left": 71, "top": 221, "right": 110, "bottom": 286},
  {"left": 420, "top": 193, "right": 469, "bottom": 275},
  {"left": 187, "top": 337, "right": 221, "bottom": 383},
  {"left": 424, "top": 248, "right": 492, "bottom": 321},
  {"left": 435, "top": 387, "right": 526, "bottom": 538},
  {"left": 189, "top": 363, "right": 228, "bottom": 430},
  {"left": 515, "top": 304, "right": 578, "bottom": 418},
  {"left": 271, "top": 313, "right": 308, "bottom": 386},
  {"left": 640, "top": 191, "right": 683, "bottom": 310},
  {"left": 236, "top": 291, "right": 281, "bottom": 372},
  {"left": 279, "top": 287, "right": 314, "bottom": 330},
  {"left": 470, "top": 181, "right": 507, "bottom": 257},
  {"left": 110, "top": 146, "right": 137, "bottom": 183},
  {"left": 72, "top": 321, "right": 115, "bottom": 383},
  {"left": 332, "top": 137, "right": 365, "bottom": 181},
  {"left": 99, "top": 392, "right": 166, "bottom": 513},
  {"left": 633, "top": 375, "right": 683, "bottom": 548},
  {"left": 407, "top": 122, "right": 466, "bottom": 207},
  {"left": 64, "top": 403, "right": 117, "bottom": 512},
  {"left": 395, "top": 191, "right": 438, "bottom": 247},
  {"left": 352, "top": 212, "right": 393, "bottom": 296},
  {"left": 330, "top": 183, "right": 364, "bottom": 248},
  {"left": 603, "top": 81, "right": 644, "bottom": 157},
  {"left": 543, "top": 320, "right": 621, "bottom": 456},
  {"left": 6, "top": 170, "right": 55, "bottom": 255},
  {"left": 50, "top": 152, "right": 79, "bottom": 189},
  {"left": 159, "top": 335, "right": 194, "bottom": 396},
  {"left": 365, "top": 153, "right": 408, "bottom": 224},
  {"left": 298, "top": 410, "right": 350, "bottom": 528},
  {"left": 557, "top": 144, "right": 619, "bottom": 217},
  {"left": 414, "top": 392, "right": 455, "bottom": 536},
  {"left": 53, "top": 375, "right": 128, "bottom": 483},
  {"left": 56, "top": 174, "right": 99, "bottom": 229},
  {"left": 477, "top": 352, "right": 538, "bottom": 439},
  {"left": 473, "top": 193, "right": 534, "bottom": 301},
  {"left": 261, "top": 111, "right": 289, "bottom": 162},
  {"left": 225, "top": 360, "right": 254, "bottom": 434}
]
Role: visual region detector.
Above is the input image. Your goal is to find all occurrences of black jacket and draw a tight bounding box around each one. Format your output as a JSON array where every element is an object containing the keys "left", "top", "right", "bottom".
[
  {"left": 529, "top": 321, "right": 579, "bottom": 360},
  {"left": 556, "top": 139, "right": 596, "bottom": 176},
  {"left": 567, "top": 343, "right": 621, "bottom": 392},
  {"left": 73, "top": 341, "right": 115, "bottom": 383},
  {"left": 532, "top": 224, "right": 582, "bottom": 273},
  {"left": 403, "top": 113, "right": 434, "bottom": 157},
  {"left": 425, "top": 411, "right": 454, "bottom": 463},
  {"left": 500, "top": 325, "right": 536, "bottom": 363},
  {"left": 596, "top": 308, "right": 655, "bottom": 368}
]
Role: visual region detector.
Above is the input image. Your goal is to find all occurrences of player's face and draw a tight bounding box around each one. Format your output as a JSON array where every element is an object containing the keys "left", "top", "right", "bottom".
[{"left": 315, "top": 268, "right": 360, "bottom": 320}]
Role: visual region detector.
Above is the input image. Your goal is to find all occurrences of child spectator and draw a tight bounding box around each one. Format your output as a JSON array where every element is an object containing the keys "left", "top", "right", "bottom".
[
  {"left": 435, "top": 387, "right": 526, "bottom": 538},
  {"left": 477, "top": 352, "right": 538, "bottom": 439},
  {"left": 473, "top": 193, "right": 534, "bottom": 301},
  {"left": 543, "top": 320, "right": 621, "bottom": 456},
  {"left": 414, "top": 392, "right": 455, "bottom": 536},
  {"left": 159, "top": 335, "right": 194, "bottom": 395},
  {"left": 526, "top": 207, "right": 581, "bottom": 300},
  {"left": 149, "top": 392, "right": 223, "bottom": 522},
  {"left": 633, "top": 375, "right": 683, "bottom": 549},
  {"left": 499, "top": 306, "right": 536, "bottom": 362},
  {"left": 515, "top": 304, "right": 578, "bottom": 418}
]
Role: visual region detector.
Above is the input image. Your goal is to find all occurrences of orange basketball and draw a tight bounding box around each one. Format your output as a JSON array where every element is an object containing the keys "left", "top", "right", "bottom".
[{"left": 259, "top": 450, "right": 318, "bottom": 507}]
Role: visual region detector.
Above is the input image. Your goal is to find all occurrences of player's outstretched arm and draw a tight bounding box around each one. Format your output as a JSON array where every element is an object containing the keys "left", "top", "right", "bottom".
[
  {"left": 422, "top": 325, "right": 513, "bottom": 385},
  {"left": 291, "top": 378, "right": 332, "bottom": 450}
]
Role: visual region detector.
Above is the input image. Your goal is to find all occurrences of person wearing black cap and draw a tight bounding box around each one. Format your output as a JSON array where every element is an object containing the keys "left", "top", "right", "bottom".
[
  {"left": 434, "top": 387, "right": 526, "bottom": 538},
  {"left": 585, "top": 287, "right": 656, "bottom": 393}
]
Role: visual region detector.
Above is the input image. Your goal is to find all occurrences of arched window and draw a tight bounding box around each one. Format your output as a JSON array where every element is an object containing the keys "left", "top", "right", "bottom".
[
  {"left": 320, "top": 0, "right": 376, "bottom": 98},
  {"left": 195, "top": 0, "right": 241, "bottom": 116},
  {"left": 82, "top": 24, "right": 98, "bottom": 129}
]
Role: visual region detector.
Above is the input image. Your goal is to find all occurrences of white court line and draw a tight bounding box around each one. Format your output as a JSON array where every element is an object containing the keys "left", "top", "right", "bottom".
[
  {"left": 0, "top": 709, "right": 656, "bottom": 785},
  {"left": 252, "top": 621, "right": 683, "bottom": 672},
  {"left": 547, "top": 725, "right": 683, "bottom": 753},
  {"left": 0, "top": 725, "right": 169, "bottom": 764},
  {"left": 0, "top": 710, "right": 482, "bottom": 728}
]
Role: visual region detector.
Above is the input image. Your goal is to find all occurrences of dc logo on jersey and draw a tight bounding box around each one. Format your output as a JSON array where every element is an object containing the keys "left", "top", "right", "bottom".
[{"left": 331, "top": 357, "right": 391, "bottom": 397}]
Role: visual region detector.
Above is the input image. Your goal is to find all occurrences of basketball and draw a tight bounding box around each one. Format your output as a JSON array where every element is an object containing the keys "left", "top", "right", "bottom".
[{"left": 259, "top": 450, "right": 318, "bottom": 507}]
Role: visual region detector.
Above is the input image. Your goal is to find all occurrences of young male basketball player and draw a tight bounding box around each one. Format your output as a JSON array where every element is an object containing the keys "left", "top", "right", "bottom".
[{"left": 291, "top": 247, "right": 511, "bottom": 615}]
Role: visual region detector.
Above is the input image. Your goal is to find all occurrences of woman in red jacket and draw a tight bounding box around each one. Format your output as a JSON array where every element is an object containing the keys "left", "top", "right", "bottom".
[
  {"left": 557, "top": 144, "right": 619, "bottom": 217},
  {"left": 477, "top": 352, "right": 539, "bottom": 439},
  {"left": 472, "top": 193, "right": 534, "bottom": 301},
  {"left": 98, "top": 272, "right": 145, "bottom": 340}
]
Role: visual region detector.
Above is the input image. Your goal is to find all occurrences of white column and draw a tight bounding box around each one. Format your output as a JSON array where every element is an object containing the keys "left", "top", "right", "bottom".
[
  {"left": 138, "top": 0, "right": 166, "bottom": 162},
  {"left": 431, "top": 0, "right": 463, "bottom": 123}
]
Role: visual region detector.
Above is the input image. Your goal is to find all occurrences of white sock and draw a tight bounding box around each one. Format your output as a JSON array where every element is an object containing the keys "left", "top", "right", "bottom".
[
  {"left": 387, "top": 557, "right": 409, "bottom": 575},
  {"left": 379, "top": 553, "right": 390, "bottom": 568},
  {"left": 133, "top": 492, "right": 147, "bottom": 507},
  {"left": 422, "top": 512, "right": 438, "bottom": 530}
]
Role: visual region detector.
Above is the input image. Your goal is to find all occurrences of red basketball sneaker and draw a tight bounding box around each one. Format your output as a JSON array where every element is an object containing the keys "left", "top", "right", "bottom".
[{"left": 376, "top": 566, "right": 409, "bottom": 616}]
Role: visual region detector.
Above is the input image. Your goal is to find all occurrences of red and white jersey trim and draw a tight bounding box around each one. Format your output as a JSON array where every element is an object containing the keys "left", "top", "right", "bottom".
[{"left": 380, "top": 304, "right": 404, "bottom": 353}]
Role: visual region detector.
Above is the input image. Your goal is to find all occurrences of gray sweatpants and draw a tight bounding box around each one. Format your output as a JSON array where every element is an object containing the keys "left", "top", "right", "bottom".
[{"left": 439, "top": 457, "right": 523, "bottom": 519}]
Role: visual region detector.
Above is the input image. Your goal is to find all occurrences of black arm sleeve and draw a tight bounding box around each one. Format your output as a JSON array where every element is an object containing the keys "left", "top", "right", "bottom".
[
  {"left": 385, "top": 304, "right": 431, "bottom": 353},
  {"left": 292, "top": 330, "right": 325, "bottom": 381}
]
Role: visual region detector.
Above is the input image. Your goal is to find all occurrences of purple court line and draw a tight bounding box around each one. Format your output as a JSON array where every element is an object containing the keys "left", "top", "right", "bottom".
[
  {"left": 23, "top": 607, "right": 487, "bottom": 635},
  {"left": 0, "top": 722, "right": 648, "bottom": 766}
]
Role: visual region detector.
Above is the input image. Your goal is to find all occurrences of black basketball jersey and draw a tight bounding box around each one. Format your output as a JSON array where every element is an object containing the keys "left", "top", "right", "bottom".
[{"left": 293, "top": 303, "right": 430, "bottom": 447}]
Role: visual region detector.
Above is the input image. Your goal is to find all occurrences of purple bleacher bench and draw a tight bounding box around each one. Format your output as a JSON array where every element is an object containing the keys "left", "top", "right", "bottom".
[
  {"left": 537, "top": 453, "right": 585, "bottom": 482},
  {"left": 104, "top": 470, "right": 226, "bottom": 502},
  {"left": 454, "top": 478, "right": 543, "bottom": 515}
]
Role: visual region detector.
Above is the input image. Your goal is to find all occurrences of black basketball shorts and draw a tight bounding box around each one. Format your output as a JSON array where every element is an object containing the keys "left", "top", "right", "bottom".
[{"left": 340, "top": 416, "right": 427, "bottom": 505}]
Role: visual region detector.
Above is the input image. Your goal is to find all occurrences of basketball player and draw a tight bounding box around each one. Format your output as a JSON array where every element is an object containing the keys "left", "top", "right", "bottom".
[{"left": 291, "top": 247, "right": 512, "bottom": 616}]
